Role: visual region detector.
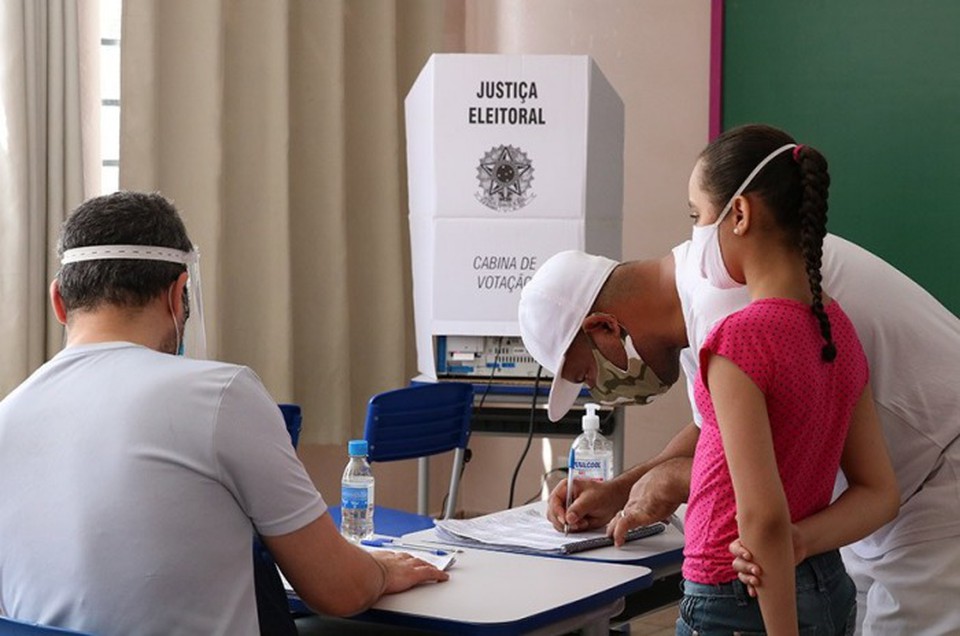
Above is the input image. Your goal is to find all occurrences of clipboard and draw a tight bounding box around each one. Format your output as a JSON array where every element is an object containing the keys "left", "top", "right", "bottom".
[{"left": 558, "top": 523, "right": 665, "bottom": 554}]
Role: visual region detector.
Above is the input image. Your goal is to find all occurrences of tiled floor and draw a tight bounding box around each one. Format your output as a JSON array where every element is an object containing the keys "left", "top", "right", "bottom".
[{"left": 623, "top": 603, "right": 679, "bottom": 635}]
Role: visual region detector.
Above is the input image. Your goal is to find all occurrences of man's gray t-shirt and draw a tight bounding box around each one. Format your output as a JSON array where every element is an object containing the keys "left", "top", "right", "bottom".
[{"left": 0, "top": 342, "right": 325, "bottom": 635}]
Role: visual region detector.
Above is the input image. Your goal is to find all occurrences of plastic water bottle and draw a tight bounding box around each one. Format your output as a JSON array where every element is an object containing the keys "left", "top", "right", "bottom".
[
  {"left": 341, "top": 439, "right": 375, "bottom": 542},
  {"left": 569, "top": 403, "right": 614, "bottom": 482}
]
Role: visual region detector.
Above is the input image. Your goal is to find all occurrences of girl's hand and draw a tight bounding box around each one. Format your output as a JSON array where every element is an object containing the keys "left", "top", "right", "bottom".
[{"left": 728, "top": 524, "right": 806, "bottom": 597}]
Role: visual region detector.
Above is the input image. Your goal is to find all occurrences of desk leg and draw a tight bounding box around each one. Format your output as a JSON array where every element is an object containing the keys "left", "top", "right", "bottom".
[
  {"left": 417, "top": 457, "right": 429, "bottom": 516},
  {"left": 613, "top": 406, "right": 625, "bottom": 476}
]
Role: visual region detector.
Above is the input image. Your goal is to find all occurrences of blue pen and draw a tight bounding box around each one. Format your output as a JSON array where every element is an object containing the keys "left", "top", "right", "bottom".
[
  {"left": 360, "top": 537, "right": 453, "bottom": 556},
  {"left": 564, "top": 446, "right": 575, "bottom": 535}
]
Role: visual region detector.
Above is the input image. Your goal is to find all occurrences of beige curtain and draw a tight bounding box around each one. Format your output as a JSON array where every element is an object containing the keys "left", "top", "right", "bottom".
[
  {"left": 120, "top": 0, "right": 464, "bottom": 444},
  {"left": 0, "top": 0, "right": 99, "bottom": 397}
]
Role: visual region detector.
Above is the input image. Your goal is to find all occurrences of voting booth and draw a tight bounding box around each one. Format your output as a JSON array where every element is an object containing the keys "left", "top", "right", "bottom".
[{"left": 406, "top": 54, "right": 624, "bottom": 380}]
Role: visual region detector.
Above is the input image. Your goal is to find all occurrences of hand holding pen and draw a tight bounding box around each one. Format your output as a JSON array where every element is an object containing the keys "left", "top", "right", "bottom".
[{"left": 548, "top": 473, "right": 629, "bottom": 534}]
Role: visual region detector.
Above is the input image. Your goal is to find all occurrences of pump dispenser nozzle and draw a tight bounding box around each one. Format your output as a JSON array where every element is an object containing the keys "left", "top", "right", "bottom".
[{"left": 582, "top": 403, "right": 600, "bottom": 431}]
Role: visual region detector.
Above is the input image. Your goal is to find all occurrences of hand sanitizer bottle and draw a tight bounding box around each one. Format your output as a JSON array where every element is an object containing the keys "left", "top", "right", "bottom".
[{"left": 569, "top": 403, "right": 614, "bottom": 482}]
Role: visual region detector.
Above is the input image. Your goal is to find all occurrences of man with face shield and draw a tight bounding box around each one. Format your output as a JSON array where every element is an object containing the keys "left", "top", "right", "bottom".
[
  {"left": 519, "top": 226, "right": 960, "bottom": 629},
  {"left": 0, "top": 192, "right": 447, "bottom": 636}
]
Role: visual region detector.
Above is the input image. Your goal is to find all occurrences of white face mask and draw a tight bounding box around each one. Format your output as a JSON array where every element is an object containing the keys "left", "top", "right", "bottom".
[
  {"left": 690, "top": 143, "right": 796, "bottom": 289},
  {"left": 690, "top": 219, "right": 741, "bottom": 290},
  {"left": 167, "top": 285, "right": 188, "bottom": 356}
]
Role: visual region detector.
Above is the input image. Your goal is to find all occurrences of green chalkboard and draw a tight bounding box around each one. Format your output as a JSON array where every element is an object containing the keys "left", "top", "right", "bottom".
[{"left": 722, "top": 1, "right": 960, "bottom": 315}]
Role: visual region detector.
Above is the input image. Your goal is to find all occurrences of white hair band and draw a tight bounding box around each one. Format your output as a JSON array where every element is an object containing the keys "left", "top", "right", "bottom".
[{"left": 61, "top": 244, "right": 197, "bottom": 265}]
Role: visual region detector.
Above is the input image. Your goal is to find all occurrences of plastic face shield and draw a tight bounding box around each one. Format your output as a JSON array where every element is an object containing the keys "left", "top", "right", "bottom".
[{"left": 60, "top": 244, "right": 207, "bottom": 358}]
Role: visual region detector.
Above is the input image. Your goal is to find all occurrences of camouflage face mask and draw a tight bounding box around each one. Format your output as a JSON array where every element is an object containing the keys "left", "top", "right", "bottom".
[{"left": 588, "top": 332, "right": 672, "bottom": 407}]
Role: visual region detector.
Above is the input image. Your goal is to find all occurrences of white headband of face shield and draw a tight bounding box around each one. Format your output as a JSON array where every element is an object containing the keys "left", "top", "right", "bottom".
[{"left": 60, "top": 244, "right": 207, "bottom": 358}]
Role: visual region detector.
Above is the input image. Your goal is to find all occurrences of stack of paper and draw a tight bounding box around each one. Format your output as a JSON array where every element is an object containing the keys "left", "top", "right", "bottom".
[{"left": 434, "top": 506, "right": 664, "bottom": 555}]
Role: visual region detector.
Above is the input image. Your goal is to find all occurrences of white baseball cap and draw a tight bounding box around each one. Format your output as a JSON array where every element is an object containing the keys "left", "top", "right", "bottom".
[{"left": 518, "top": 250, "right": 618, "bottom": 421}]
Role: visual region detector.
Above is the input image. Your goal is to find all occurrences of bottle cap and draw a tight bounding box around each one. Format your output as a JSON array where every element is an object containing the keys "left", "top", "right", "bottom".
[
  {"left": 348, "top": 439, "right": 368, "bottom": 456},
  {"left": 582, "top": 403, "right": 600, "bottom": 431}
]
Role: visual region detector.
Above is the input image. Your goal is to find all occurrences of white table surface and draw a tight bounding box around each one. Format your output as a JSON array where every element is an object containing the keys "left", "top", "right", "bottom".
[{"left": 357, "top": 545, "right": 652, "bottom": 635}]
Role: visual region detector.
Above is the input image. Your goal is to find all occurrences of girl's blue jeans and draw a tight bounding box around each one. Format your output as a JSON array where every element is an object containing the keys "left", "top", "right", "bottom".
[{"left": 676, "top": 550, "right": 856, "bottom": 635}]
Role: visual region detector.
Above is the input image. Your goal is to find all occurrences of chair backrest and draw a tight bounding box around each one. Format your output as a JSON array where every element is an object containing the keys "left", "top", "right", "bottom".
[
  {"left": 278, "top": 403, "right": 302, "bottom": 448},
  {"left": 362, "top": 382, "right": 473, "bottom": 519},
  {"left": 363, "top": 383, "right": 473, "bottom": 462},
  {"left": 0, "top": 617, "right": 92, "bottom": 635}
]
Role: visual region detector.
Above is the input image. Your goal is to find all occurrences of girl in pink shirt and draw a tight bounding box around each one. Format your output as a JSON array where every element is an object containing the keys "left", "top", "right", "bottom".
[{"left": 679, "top": 125, "right": 898, "bottom": 635}]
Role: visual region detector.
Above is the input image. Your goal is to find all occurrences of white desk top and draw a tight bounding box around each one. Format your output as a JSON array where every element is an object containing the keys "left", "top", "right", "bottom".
[
  {"left": 290, "top": 502, "right": 677, "bottom": 633},
  {"left": 358, "top": 545, "right": 652, "bottom": 634}
]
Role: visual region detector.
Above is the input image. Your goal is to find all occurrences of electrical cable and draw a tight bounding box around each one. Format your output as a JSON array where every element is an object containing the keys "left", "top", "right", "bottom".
[
  {"left": 507, "top": 365, "right": 543, "bottom": 509},
  {"left": 521, "top": 467, "right": 567, "bottom": 506},
  {"left": 475, "top": 336, "right": 503, "bottom": 412},
  {"left": 599, "top": 406, "right": 615, "bottom": 431}
]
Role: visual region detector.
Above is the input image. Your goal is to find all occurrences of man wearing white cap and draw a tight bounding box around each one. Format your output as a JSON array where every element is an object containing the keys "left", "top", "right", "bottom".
[
  {"left": 518, "top": 251, "right": 685, "bottom": 424},
  {"left": 518, "top": 249, "right": 688, "bottom": 531},
  {"left": 0, "top": 192, "right": 447, "bottom": 636},
  {"left": 518, "top": 236, "right": 960, "bottom": 634}
]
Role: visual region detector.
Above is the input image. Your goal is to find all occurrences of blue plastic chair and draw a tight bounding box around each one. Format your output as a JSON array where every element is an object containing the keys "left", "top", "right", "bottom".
[
  {"left": 0, "top": 617, "right": 92, "bottom": 635},
  {"left": 278, "top": 403, "right": 302, "bottom": 448},
  {"left": 328, "top": 382, "right": 474, "bottom": 536},
  {"left": 253, "top": 403, "right": 307, "bottom": 631}
]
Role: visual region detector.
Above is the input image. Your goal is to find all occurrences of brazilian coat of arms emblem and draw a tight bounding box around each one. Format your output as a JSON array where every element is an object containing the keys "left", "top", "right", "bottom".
[{"left": 475, "top": 145, "right": 535, "bottom": 212}]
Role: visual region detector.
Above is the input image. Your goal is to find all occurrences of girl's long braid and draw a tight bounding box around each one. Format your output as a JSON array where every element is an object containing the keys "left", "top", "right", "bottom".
[{"left": 795, "top": 146, "right": 836, "bottom": 362}]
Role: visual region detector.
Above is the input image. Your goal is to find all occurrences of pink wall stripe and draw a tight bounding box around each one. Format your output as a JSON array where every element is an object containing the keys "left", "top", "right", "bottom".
[{"left": 709, "top": 0, "right": 724, "bottom": 141}]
